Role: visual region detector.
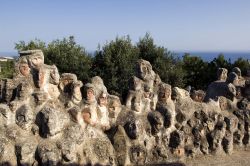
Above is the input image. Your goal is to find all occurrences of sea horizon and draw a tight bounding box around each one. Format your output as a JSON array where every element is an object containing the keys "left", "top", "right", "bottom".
[{"left": 174, "top": 51, "right": 250, "bottom": 62}]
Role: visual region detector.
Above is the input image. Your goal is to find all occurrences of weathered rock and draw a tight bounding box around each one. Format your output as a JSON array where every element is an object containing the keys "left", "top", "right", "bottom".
[
  {"left": 37, "top": 141, "right": 61, "bottom": 166},
  {"left": 15, "top": 138, "right": 38, "bottom": 165},
  {"left": 15, "top": 105, "right": 34, "bottom": 130},
  {"left": 0, "top": 104, "right": 15, "bottom": 125},
  {"left": 0, "top": 51, "right": 250, "bottom": 165},
  {"left": 37, "top": 106, "right": 70, "bottom": 137},
  {"left": 0, "top": 137, "right": 17, "bottom": 165}
]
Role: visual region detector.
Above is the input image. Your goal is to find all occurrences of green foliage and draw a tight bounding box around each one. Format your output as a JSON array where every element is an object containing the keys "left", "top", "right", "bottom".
[
  {"left": 46, "top": 36, "right": 92, "bottom": 82},
  {"left": 182, "top": 53, "right": 209, "bottom": 89},
  {"left": 233, "top": 58, "right": 250, "bottom": 76},
  {"left": 92, "top": 36, "right": 139, "bottom": 98},
  {"left": 0, "top": 60, "right": 15, "bottom": 79},
  {"left": 206, "top": 54, "right": 232, "bottom": 84},
  {"left": 15, "top": 39, "right": 46, "bottom": 51}
]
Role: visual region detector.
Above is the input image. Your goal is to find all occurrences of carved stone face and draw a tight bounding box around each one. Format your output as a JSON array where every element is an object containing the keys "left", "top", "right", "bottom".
[
  {"left": 99, "top": 93, "right": 107, "bottom": 106},
  {"left": 87, "top": 88, "right": 95, "bottom": 102},
  {"left": 217, "top": 68, "right": 228, "bottom": 81},
  {"left": 219, "top": 97, "right": 228, "bottom": 111},
  {"left": 38, "top": 69, "right": 46, "bottom": 89},
  {"left": 148, "top": 112, "right": 163, "bottom": 135},
  {"left": 136, "top": 60, "right": 152, "bottom": 80},
  {"left": 232, "top": 67, "right": 241, "bottom": 77},
  {"left": 162, "top": 88, "right": 171, "bottom": 101},
  {"left": 225, "top": 116, "right": 238, "bottom": 132},
  {"left": 16, "top": 105, "right": 34, "bottom": 130},
  {"left": 139, "top": 64, "right": 148, "bottom": 79},
  {"left": 129, "top": 76, "right": 142, "bottom": 91},
  {"left": 29, "top": 53, "right": 44, "bottom": 69},
  {"left": 59, "top": 79, "right": 73, "bottom": 93},
  {"left": 82, "top": 110, "right": 91, "bottom": 124},
  {"left": 124, "top": 119, "right": 142, "bottom": 139},
  {"left": 158, "top": 84, "right": 171, "bottom": 103},
  {"left": 19, "top": 63, "right": 30, "bottom": 77},
  {"left": 227, "top": 72, "right": 239, "bottom": 86},
  {"left": 72, "top": 81, "right": 83, "bottom": 101},
  {"left": 154, "top": 74, "right": 161, "bottom": 86},
  {"left": 129, "top": 145, "right": 146, "bottom": 165},
  {"left": 50, "top": 65, "right": 60, "bottom": 85}
]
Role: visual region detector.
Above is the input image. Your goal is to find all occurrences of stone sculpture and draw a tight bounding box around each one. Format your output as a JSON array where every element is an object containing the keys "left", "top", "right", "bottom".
[{"left": 0, "top": 50, "right": 250, "bottom": 165}]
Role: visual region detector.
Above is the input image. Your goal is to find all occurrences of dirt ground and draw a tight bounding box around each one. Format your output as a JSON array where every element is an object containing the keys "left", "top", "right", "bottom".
[{"left": 184, "top": 148, "right": 250, "bottom": 166}]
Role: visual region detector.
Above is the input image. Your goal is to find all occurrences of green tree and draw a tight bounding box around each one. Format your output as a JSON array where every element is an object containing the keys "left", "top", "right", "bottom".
[
  {"left": 46, "top": 36, "right": 92, "bottom": 82},
  {"left": 182, "top": 53, "right": 209, "bottom": 89},
  {"left": 233, "top": 57, "right": 250, "bottom": 76},
  {"left": 92, "top": 36, "right": 139, "bottom": 99},
  {"left": 211, "top": 54, "right": 231, "bottom": 69},
  {"left": 206, "top": 54, "right": 232, "bottom": 84},
  {"left": 15, "top": 39, "right": 46, "bottom": 51},
  {"left": 0, "top": 60, "right": 15, "bottom": 79}
]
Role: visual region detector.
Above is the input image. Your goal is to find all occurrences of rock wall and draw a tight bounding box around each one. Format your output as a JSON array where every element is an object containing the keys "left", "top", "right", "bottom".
[{"left": 0, "top": 50, "right": 250, "bottom": 166}]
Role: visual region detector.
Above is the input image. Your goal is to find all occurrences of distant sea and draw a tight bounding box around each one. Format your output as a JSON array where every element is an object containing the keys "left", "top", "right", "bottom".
[
  {"left": 174, "top": 51, "right": 250, "bottom": 62},
  {"left": 0, "top": 51, "right": 249, "bottom": 62}
]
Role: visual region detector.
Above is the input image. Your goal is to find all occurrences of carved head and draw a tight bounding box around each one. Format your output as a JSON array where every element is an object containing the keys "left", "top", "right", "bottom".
[
  {"left": 217, "top": 68, "right": 228, "bottom": 81},
  {"left": 136, "top": 59, "right": 154, "bottom": 80},
  {"left": 33, "top": 67, "right": 47, "bottom": 89},
  {"left": 99, "top": 92, "right": 108, "bottom": 106},
  {"left": 129, "top": 145, "right": 146, "bottom": 165},
  {"left": 49, "top": 65, "right": 60, "bottom": 85},
  {"left": 154, "top": 74, "right": 161, "bottom": 86},
  {"left": 218, "top": 96, "right": 228, "bottom": 111},
  {"left": 226, "top": 72, "right": 239, "bottom": 86},
  {"left": 158, "top": 83, "right": 171, "bottom": 103},
  {"left": 16, "top": 105, "right": 34, "bottom": 130},
  {"left": 91, "top": 76, "right": 104, "bottom": 85},
  {"left": 19, "top": 63, "right": 30, "bottom": 77},
  {"left": 124, "top": 119, "right": 142, "bottom": 140},
  {"left": 232, "top": 67, "right": 241, "bottom": 77},
  {"left": 129, "top": 76, "right": 142, "bottom": 91},
  {"left": 169, "top": 130, "right": 184, "bottom": 148},
  {"left": 28, "top": 50, "right": 44, "bottom": 69},
  {"left": 72, "top": 81, "right": 83, "bottom": 101},
  {"left": 91, "top": 76, "right": 107, "bottom": 98},
  {"left": 108, "top": 95, "right": 121, "bottom": 118},
  {"left": 17, "top": 57, "right": 30, "bottom": 77},
  {"left": 147, "top": 111, "right": 164, "bottom": 135},
  {"left": 82, "top": 107, "right": 91, "bottom": 124},
  {"left": 59, "top": 73, "right": 77, "bottom": 93},
  {"left": 224, "top": 115, "right": 238, "bottom": 132},
  {"left": 19, "top": 50, "right": 44, "bottom": 69},
  {"left": 85, "top": 83, "right": 96, "bottom": 103},
  {"left": 191, "top": 90, "right": 205, "bottom": 102}
]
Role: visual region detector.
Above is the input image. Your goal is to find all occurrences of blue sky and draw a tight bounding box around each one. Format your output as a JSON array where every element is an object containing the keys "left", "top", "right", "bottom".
[{"left": 1, "top": 0, "right": 250, "bottom": 52}]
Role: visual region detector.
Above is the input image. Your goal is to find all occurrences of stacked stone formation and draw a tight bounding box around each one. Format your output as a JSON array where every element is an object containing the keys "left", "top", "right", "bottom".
[{"left": 0, "top": 50, "right": 249, "bottom": 165}]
